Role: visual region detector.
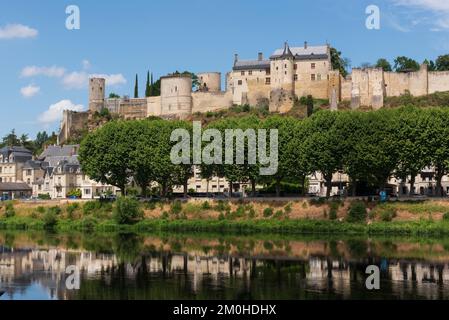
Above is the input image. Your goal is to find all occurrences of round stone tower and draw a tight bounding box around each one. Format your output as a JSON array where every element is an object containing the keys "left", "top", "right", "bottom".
[
  {"left": 197, "top": 72, "right": 221, "bottom": 92},
  {"left": 160, "top": 74, "right": 192, "bottom": 118},
  {"left": 88, "top": 78, "right": 106, "bottom": 113}
]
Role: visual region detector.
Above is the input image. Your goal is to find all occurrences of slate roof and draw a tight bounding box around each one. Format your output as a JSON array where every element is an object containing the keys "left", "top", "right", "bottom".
[
  {"left": 0, "top": 146, "right": 32, "bottom": 164},
  {"left": 23, "top": 160, "right": 45, "bottom": 170},
  {"left": 233, "top": 59, "right": 271, "bottom": 71},
  {"left": 38, "top": 145, "right": 79, "bottom": 160},
  {"left": 271, "top": 44, "right": 329, "bottom": 60},
  {"left": 0, "top": 182, "right": 32, "bottom": 191}
]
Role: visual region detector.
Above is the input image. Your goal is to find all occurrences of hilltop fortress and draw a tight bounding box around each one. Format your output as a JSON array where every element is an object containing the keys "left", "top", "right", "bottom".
[{"left": 58, "top": 41, "right": 449, "bottom": 144}]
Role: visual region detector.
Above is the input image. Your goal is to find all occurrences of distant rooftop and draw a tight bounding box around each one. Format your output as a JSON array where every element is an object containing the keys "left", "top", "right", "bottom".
[
  {"left": 38, "top": 145, "right": 79, "bottom": 160},
  {"left": 270, "top": 43, "right": 329, "bottom": 60}
]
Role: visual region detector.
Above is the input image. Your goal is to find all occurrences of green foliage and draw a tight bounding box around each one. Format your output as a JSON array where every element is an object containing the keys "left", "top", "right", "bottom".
[
  {"left": 66, "top": 203, "right": 79, "bottom": 219},
  {"left": 330, "top": 47, "right": 350, "bottom": 78},
  {"left": 263, "top": 207, "right": 274, "bottom": 218},
  {"left": 112, "top": 196, "right": 143, "bottom": 225},
  {"left": 273, "top": 210, "right": 284, "bottom": 219},
  {"left": 380, "top": 208, "right": 397, "bottom": 222},
  {"left": 38, "top": 193, "right": 51, "bottom": 200},
  {"left": 43, "top": 210, "right": 58, "bottom": 229},
  {"left": 436, "top": 54, "right": 449, "bottom": 71},
  {"left": 202, "top": 201, "right": 211, "bottom": 210},
  {"left": 394, "top": 56, "right": 420, "bottom": 72},
  {"left": 443, "top": 212, "right": 449, "bottom": 221},
  {"left": 4, "top": 202, "right": 15, "bottom": 218},
  {"left": 284, "top": 203, "right": 292, "bottom": 215},
  {"left": 108, "top": 93, "right": 120, "bottom": 99},
  {"left": 36, "top": 206, "right": 45, "bottom": 214},
  {"left": 347, "top": 201, "right": 367, "bottom": 223},
  {"left": 47, "top": 206, "right": 62, "bottom": 216},
  {"left": 170, "top": 200, "right": 183, "bottom": 215},
  {"left": 215, "top": 200, "right": 230, "bottom": 212},
  {"left": 375, "top": 58, "right": 392, "bottom": 72},
  {"left": 67, "top": 189, "right": 82, "bottom": 198}
]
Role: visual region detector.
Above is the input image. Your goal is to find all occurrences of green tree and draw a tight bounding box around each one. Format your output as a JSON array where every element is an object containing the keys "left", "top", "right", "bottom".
[
  {"left": 330, "top": 47, "right": 350, "bottom": 78},
  {"left": 79, "top": 121, "right": 138, "bottom": 194},
  {"left": 108, "top": 93, "right": 120, "bottom": 99},
  {"left": 145, "top": 71, "right": 150, "bottom": 97},
  {"left": 423, "top": 59, "right": 436, "bottom": 71},
  {"left": 375, "top": 58, "right": 392, "bottom": 72},
  {"left": 435, "top": 54, "right": 449, "bottom": 71},
  {"left": 2, "top": 129, "right": 20, "bottom": 147},
  {"left": 394, "top": 56, "right": 420, "bottom": 72},
  {"left": 134, "top": 74, "right": 139, "bottom": 98}
]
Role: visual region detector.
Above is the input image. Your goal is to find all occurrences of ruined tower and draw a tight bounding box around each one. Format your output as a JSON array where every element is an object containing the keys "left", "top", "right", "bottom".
[{"left": 88, "top": 78, "right": 106, "bottom": 113}]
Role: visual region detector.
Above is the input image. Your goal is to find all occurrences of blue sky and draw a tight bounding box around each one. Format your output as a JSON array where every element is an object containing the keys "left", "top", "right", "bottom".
[{"left": 1, "top": 0, "right": 449, "bottom": 139}]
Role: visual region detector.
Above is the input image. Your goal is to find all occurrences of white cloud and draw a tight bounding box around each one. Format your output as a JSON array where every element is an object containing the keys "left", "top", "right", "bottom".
[
  {"left": 20, "top": 84, "right": 40, "bottom": 98},
  {"left": 0, "top": 24, "right": 38, "bottom": 39},
  {"left": 38, "top": 100, "right": 85, "bottom": 125},
  {"left": 393, "top": 0, "right": 449, "bottom": 30},
  {"left": 21, "top": 66, "right": 66, "bottom": 78},
  {"left": 62, "top": 71, "right": 127, "bottom": 89}
]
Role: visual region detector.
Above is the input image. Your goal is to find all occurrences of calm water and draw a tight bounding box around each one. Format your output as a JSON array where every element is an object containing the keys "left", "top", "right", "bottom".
[{"left": 1, "top": 231, "right": 449, "bottom": 300}]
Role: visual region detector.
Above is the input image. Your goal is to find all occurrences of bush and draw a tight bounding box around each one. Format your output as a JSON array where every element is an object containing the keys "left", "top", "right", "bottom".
[
  {"left": 83, "top": 201, "right": 101, "bottom": 215},
  {"left": 113, "top": 197, "right": 143, "bottom": 224},
  {"left": 310, "top": 197, "right": 327, "bottom": 206},
  {"left": 263, "top": 207, "right": 274, "bottom": 217},
  {"left": 329, "top": 202, "right": 339, "bottom": 220},
  {"left": 218, "top": 212, "right": 225, "bottom": 221},
  {"left": 47, "top": 206, "right": 62, "bottom": 216},
  {"left": 66, "top": 203, "right": 79, "bottom": 219},
  {"left": 380, "top": 208, "right": 397, "bottom": 222},
  {"left": 347, "top": 201, "right": 367, "bottom": 223},
  {"left": 248, "top": 208, "right": 256, "bottom": 219},
  {"left": 284, "top": 203, "right": 292, "bottom": 215},
  {"left": 4, "top": 202, "right": 15, "bottom": 218},
  {"left": 215, "top": 200, "right": 230, "bottom": 212},
  {"left": 170, "top": 200, "right": 183, "bottom": 215},
  {"left": 202, "top": 201, "right": 211, "bottom": 210},
  {"left": 161, "top": 211, "right": 169, "bottom": 220},
  {"left": 273, "top": 210, "right": 284, "bottom": 219},
  {"left": 443, "top": 212, "right": 449, "bottom": 221},
  {"left": 43, "top": 211, "right": 58, "bottom": 229},
  {"left": 36, "top": 206, "right": 46, "bottom": 214},
  {"left": 38, "top": 193, "right": 51, "bottom": 200},
  {"left": 66, "top": 189, "right": 82, "bottom": 198}
]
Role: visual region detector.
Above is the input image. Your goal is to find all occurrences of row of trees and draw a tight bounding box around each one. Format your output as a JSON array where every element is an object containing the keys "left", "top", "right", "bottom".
[
  {"left": 1, "top": 130, "right": 57, "bottom": 155},
  {"left": 365, "top": 54, "right": 449, "bottom": 72},
  {"left": 78, "top": 107, "right": 449, "bottom": 198}
]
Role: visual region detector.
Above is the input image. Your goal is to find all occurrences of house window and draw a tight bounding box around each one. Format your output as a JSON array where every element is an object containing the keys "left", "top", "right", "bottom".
[
  {"left": 26, "top": 169, "right": 32, "bottom": 176},
  {"left": 311, "top": 74, "right": 316, "bottom": 81},
  {"left": 241, "top": 71, "right": 245, "bottom": 76},
  {"left": 238, "top": 80, "right": 243, "bottom": 85},
  {"left": 294, "top": 74, "right": 298, "bottom": 81},
  {"left": 317, "top": 74, "right": 321, "bottom": 81},
  {"left": 265, "top": 78, "right": 271, "bottom": 85},
  {"left": 27, "top": 178, "right": 30, "bottom": 184},
  {"left": 311, "top": 63, "right": 316, "bottom": 69},
  {"left": 248, "top": 70, "right": 252, "bottom": 75}
]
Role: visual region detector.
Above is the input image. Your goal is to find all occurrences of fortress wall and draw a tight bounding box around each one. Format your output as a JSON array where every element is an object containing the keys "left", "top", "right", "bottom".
[
  {"left": 327, "top": 71, "right": 341, "bottom": 101},
  {"left": 246, "top": 80, "right": 271, "bottom": 107},
  {"left": 119, "top": 98, "right": 147, "bottom": 119},
  {"left": 58, "top": 110, "right": 89, "bottom": 144},
  {"left": 351, "top": 69, "right": 370, "bottom": 106},
  {"left": 429, "top": 71, "right": 449, "bottom": 94},
  {"left": 341, "top": 77, "right": 352, "bottom": 101},
  {"left": 192, "top": 91, "right": 233, "bottom": 113},
  {"left": 384, "top": 72, "right": 410, "bottom": 96},
  {"left": 147, "top": 96, "right": 162, "bottom": 117},
  {"left": 408, "top": 66, "right": 428, "bottom": 96},
  {"left": 295, "top": 79, "right": 329, "bottom": 100}
]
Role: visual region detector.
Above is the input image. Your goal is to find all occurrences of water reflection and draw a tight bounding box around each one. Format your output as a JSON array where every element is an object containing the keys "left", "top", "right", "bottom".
[{"left": 1, "top": 232, "right": 449, "bottom": 300}]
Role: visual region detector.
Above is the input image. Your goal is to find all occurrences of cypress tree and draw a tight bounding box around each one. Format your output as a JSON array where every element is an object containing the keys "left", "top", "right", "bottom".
[
  {"left": 145, "top": 71, "right": 150, "bottom": 97},
  {"left": 150, "top": 72, "right": 154, "bottom": 96},
  {"left": 134, "top": 74, "right": 139, "bottom": 98}
]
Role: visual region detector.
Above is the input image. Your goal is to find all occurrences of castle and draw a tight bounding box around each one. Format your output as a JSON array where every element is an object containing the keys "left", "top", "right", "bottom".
[{"left": 58, "top": 41, "right": 449, "bottom": 144}]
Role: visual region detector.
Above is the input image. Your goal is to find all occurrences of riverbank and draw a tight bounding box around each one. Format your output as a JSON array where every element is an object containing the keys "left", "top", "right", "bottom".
[{"left": 2, "top": 198, "right": 449, "bottom": 236}]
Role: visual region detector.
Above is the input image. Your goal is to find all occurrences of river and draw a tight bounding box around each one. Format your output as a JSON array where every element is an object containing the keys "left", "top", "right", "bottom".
[{"left": 1, "top": 231, "right": 449, "bottom": 300}]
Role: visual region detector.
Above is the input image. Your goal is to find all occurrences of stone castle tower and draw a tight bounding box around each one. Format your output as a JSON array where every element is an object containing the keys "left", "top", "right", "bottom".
[
  {"left": 160, "top": 74, "right": 193, "bottom": 118},
  {"left": 88, "top": 78, "right": 106, "bottom": 113},
  {"left": 269, "top": 42, "right": 295, "bottom": 113}
]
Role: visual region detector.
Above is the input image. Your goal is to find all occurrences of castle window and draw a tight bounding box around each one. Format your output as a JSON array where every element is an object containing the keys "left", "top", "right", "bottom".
[
  {"left": 311, "top": 63, "right": 316, "bottom": 69},
  {"left": 238, "top": 80, "right": 242, "bottom": 85},
  {"left": 285, "top": 71, "right": 287, "bottom": 75},
  {"left": 317, "top": 74, "right": 321, "bottom": 81},
  {"left": 241, "top": 71, "right": 245, "bottom": 76},
  {"left": 276, "top": 67, "right": 278, "bottom": 71},
  {"left": 311, "top": 74, "right": 316, "bottom": 81},
  {"left": 285, "top": 64, "right": 287, "bottom": 68},
  {"left": 265, "top": 78, "right": 271, "bottom": 85},
  {"left": 248, "top": 70, "right": 252, "bottom": 75},
  {"left": 294, "top": 74, "right": 298, "bottom": 81},
  {"left": 294, "top": 64, "right": 297, "bottom": 70},
  {"left": 266, "top": 69, "right": 270, "bottom": 75}
]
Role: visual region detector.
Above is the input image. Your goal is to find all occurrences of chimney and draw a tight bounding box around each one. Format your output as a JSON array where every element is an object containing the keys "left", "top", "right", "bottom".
[
  {"left": 258, "top": 52, "right": 263, "bottom": 61},
  {"left": 304, "top": 41, "right": 308, "bottom": 49}
]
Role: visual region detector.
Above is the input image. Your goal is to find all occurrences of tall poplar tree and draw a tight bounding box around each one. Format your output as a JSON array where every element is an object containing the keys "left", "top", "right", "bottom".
[
  {"left": 145, "top": 71, "right": 150, "bottom": 97},
  {"left": 134, "top": 74, "right": 139, "bottom": 98}
]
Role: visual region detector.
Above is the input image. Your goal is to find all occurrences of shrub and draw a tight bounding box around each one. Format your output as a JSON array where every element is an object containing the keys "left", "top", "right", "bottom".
[
  {"left": 347, "top": 201, "right": 367, "bottom": 223},
  {"left": 310, "top": 197, "right": 327, "bottom": 206},
  {"left": 83, "top": 201, "right": 101, "bottom": 215},
  {"left": 263, "top": 207, "right": 274, "bottom": 217},
  {"left": 43, "top": 211, "right": 58, "bottom": 229},
  {"left": 284, "top": 203, "right": 292, "bottom": 214},
  {"left": 443, "top": 212, "right": 449, "bottom": 221},
  {"left": 66, "top": 203, "right": 79, "bottom": 219},
  {"left": 170, "top": 200, "right": 183, "bottom": 215},
  {"left": 273, "top": 210, "right": 284, "bottom": 219},
  {"left": 36, "top": 206, "right": 46, "bottom": 214},
  {"left": 4, "top": 202, "right": 15, "bottom": 218},
  {"left": 248, "top": 208, "right": 256, "bottom": 219},
  {"left": 161, "top": 211, "right": 169, "bottom": 220},
  {"left": 47, "top": 206, "right": 62, "bottom": 216},
  {"left": 144, "top": 201, "right": 157, "bottom": 210},
  {"left": 329, "top": 208, "right": 337, "bottom": 220},
  {"left": 202, "top": 201, "right": 211, "bottom": 210},
  {"left": 380, "top": 208, "right": 397, "bottom": 222},
  {"left": 218, "top": 212, "right": 225, "bottom": 220},
  {"left": 38, "top": 193, "right": 51, "bottom": 200},
  {"left": 113, "top": 197, "right": 143, "bottom": 225},
  {"left": 183, "top": 203, "right": 202, "bottom": 216},
  {"left": 215, "top": 200, "right": 230, "bottom": 212}
]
